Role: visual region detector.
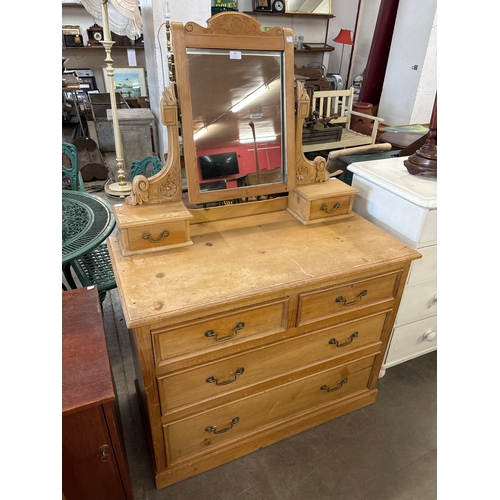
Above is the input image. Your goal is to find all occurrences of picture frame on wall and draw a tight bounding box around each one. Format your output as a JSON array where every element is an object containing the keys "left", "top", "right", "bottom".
[
  {"left": 102, "top": 67, "right": 147, "bottom": 97},
  {"left": 78, "top": 75, "right": 98, "bottom": 94}
]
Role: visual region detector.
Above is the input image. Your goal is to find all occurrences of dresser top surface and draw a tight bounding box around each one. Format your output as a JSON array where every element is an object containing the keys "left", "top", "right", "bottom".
[
  {"left": 108, "top": 210, "right": 420, "bottom": 328},
  {"left": 347, "top": 156, "right": 437, "bottom": 209},
  {"left": 62, "top": 287, "right": 114, "bottom": 415}
]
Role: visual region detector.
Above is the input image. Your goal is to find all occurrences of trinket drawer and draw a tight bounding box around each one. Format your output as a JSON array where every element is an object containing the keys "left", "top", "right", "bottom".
[{"left": 108, "top": 209, "right": 420, "bottom": 488}]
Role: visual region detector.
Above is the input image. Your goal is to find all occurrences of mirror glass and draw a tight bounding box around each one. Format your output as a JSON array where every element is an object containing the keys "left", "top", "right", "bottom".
[
  {"left": 187, "top": 48, "right": 285, "bottom": 194},
  {"left": 286, "top": 0, "right": 332, "bottom": 15},
  {"left": 172, "top": 13, "right": 295, "bottom": 206}
]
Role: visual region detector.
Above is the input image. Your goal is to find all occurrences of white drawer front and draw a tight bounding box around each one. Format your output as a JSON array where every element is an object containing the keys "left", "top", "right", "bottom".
[
  {"left": 384, "top": 315, "right": 437, "bottom": 368},
  {"left": 419, "top": 208, "right": 437, "bottom": 245},
  {"left": 396, "top": 279, "right": 437, "bottom": 325},
  {"left": 407, "top": 244, "right": 436, "bottom": 285}
]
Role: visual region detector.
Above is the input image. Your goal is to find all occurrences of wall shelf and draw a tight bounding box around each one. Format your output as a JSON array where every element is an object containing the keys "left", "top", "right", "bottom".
[
  {"left": 243, "top": 11, "right": 334, "bottom": 19},
  {"left": 62, "top": 45, "right": 144, "bottom": 50}
]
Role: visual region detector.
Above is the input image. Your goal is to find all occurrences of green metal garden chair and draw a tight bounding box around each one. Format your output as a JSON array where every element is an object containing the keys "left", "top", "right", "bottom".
[
  {"left": 62, "top": 142, "right": 85, "bottom": 192},
  {"left": 63, "top": 141, "right": 116, "bottom": 301}
]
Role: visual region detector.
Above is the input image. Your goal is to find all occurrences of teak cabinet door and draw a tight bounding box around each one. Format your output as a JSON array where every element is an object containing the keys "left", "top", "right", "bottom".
[{"left": 62, "top": 405, "right": 127, "bottom": 500}]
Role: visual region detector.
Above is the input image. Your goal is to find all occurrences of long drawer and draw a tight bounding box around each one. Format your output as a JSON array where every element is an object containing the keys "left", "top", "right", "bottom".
[
  {"left": 158, "top": 311, "right": 389, "bottom": 413},
  {"left": 152, "top": 297, "right": 289, "bottom": 366},
  {"left": 163, "top": 354, "right": 376, "bottom": 465},
  {"left": 297, "top": 272, "right": 398, "bottom": 326}
]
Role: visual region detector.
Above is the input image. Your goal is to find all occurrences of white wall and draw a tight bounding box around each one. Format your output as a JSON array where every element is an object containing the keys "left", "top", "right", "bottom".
[{"left": 377, "top": 0, "right": 437, "bottom": 125}]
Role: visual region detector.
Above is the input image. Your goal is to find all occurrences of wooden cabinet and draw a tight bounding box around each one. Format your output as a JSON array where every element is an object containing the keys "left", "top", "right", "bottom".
[
  {"left": 347, "top": 156, "right": 437, "bottom": 376},
  {"left": 107, "top": 208, "right": 420, "bottom": 488},
  {"left": 62, "top": 287, "right": 133, "bottom": 500}
]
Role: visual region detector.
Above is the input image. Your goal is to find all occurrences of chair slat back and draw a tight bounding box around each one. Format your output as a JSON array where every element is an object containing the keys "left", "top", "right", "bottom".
[{"left": 310, "top": 88, "right": 355, "bottom": 129}]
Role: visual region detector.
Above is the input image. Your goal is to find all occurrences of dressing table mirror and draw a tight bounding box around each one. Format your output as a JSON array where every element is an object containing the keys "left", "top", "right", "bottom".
[
  {"left": 105, "top": 11, "right": 421, "bottom": 490},
  {"left": 171, "top": 13, "right": 296, "bottom": 205}
]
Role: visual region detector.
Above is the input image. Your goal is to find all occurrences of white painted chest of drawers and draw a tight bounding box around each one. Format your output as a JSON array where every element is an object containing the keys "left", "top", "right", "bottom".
[{"left": 347, "top": 157, "right": 437, "bottom": 376}]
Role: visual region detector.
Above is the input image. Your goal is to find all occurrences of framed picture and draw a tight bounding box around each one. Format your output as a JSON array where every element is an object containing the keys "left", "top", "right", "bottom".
[
  {"left": 102, "top": 67, "right": 147, "bottom": 97},
  {"left": 78, "top": 75, "right": 97, "bottom": 93}
]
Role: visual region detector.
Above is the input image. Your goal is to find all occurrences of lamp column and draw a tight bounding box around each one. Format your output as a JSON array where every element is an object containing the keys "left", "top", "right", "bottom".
[{"left": 101, "top": 0, "right": 131, "bottom": 197}]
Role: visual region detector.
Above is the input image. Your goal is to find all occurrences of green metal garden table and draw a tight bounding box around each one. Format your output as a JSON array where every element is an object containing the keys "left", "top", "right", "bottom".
[
  {"left": 62, "top": 191, "right": 116, "bottom": 298},
  {"left": 62, "top": 190, "right": 115, "bottom": 264}
]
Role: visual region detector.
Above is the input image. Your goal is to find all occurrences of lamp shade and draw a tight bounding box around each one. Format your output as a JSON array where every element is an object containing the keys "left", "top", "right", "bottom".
[{"left": 333, "top": 29, "right": 354, "bottom": 45}]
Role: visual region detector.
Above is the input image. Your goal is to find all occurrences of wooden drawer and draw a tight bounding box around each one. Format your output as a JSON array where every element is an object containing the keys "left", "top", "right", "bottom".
[
  {"left": 287, "top": 179, "right": 358, "bottom": 224},
  {"left": 163, "top": 354, "right": 375, "bottom": 464},
  {"left": 158, "top": 311, "right": 389, "bottom": 413},
  {"left": 395, "top": 278, "right": 437, "bottom": 326},
  {"left": 126, "top": 220, "right": 191, "bottom": 252},
  {"left": 152, "top": 298, "right": 289, "bottom": 366},
  {"left": 297, "top": 272, "right": 398, "bottom": 326},
  {"left": 384, "top": 315, "right": 437, "bottom": 368},
  {"left": 114, "top": 200, "right": 194, "bottom": 255}
]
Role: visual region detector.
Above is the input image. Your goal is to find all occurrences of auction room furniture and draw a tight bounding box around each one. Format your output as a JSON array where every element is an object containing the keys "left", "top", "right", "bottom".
[
  {"left": 62, "top": 142, "right": 85, "bottom": 192},
  {"left": 107, "top": 12, "right": 420, "bottom": 489},
  {"left": 302, "top": 87, "right": 384, "bottom": 154},
  {"left": 62, "top": 286, "right": 133, "bottom": 500},
  {"left": 347, "top": 156, "right": 437, "bottom": 376},
  {"left": 62, "top": 190, "right": 116, "bottom": 300}
]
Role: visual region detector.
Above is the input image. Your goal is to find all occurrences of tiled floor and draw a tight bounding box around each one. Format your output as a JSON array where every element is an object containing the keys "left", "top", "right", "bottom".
[{"left": 101, "top": 288, "right": 437, "bottom": 500}]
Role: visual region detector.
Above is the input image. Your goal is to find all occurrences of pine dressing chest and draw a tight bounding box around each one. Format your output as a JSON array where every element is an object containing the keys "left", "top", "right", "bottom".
[{"left": 106, "top": 12, "right": 421, "bottom": 488}]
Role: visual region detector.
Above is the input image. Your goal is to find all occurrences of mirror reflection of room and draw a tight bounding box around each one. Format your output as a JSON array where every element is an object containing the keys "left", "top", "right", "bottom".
[{"left": 187, "top": 48, "right": 285, "bottom": 192}]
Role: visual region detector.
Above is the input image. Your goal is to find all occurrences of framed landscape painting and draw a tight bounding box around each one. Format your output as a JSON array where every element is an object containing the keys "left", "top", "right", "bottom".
[{"left": 103, "top": 67, "right": 147, "bottom": 97}]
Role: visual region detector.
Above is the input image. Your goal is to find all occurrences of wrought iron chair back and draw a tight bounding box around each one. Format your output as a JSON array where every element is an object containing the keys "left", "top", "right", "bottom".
[{"left": 62, "top": 142, "right": 85, "bottom": 192}]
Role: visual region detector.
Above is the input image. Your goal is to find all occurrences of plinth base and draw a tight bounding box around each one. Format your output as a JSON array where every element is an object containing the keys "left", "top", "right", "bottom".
[
  {"left": 403, "top": 153, "right": 437, "bottom": 175},
  {"left": 105, "top": 181, "right": 132, "bottom": 198}
]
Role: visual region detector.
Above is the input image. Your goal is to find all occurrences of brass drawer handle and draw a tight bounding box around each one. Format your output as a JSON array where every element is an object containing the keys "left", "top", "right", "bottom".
[
  {"left": 206, "top": 367, "right": 245, "bottom": 386},
  {"left": 336, "top": 289, "right": 367, "bottom": 306},
  {"left": 205, "top": 417, "right": 239, "bottom": 434},
  {"left": 320, "top": 202, "right": 341, "bottom": 213},
  {"left": 99, "top": 444, "right": 111, "bottom": 462},
  {"left": 329, "top": 331, "right": 358, "bottom": 348},
  {"left": 205, "top": 322, "right": 245, "bottom": 342},
  {"left": 320, "top": 378, "right": 348, "bottom": 393},
  {"left": 142, "top": 230, "right": 170, "bottom": 243}
]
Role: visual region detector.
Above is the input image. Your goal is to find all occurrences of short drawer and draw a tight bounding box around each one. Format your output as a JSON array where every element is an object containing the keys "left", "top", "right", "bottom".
[
  {"left": 152, "top": 298, "right": 288, "bottom": 366},
  {"left": 407, "top": 244, "right": 436, "bottom": 285},
  {"left": 395, "top": 279, "right": 437, "bottom": 326},
  {"left": 297, "top": 272, "right": 398, "bottom": 326},
  {"left": 163, "top": 354, "right": 375, "bottom": 464},
  {"left": 384, "top": 315, "right": 437, "bottom": 368},
  {"left": 126, "top": 220, "right": 191, "bottom": 252},
  {"left": 309, "top": 195, "right": 354, "bottom": 220},
  {"left": 158, "top": 311, "right": 388, "bottom": 413},
  {"left": 419, "top": 208, "right": 437, "bottom": 244},
  {"left": 287, "top": 179, "right": 357, "bottom": 224}
]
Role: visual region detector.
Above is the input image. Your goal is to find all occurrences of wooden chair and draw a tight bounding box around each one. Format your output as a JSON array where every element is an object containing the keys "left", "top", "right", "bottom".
[
  {"left": 303, "top": 87, "right": 384, "bottom": 153},
  {"left": 62, "top": 142, "right": 85, "bottom": 192}
]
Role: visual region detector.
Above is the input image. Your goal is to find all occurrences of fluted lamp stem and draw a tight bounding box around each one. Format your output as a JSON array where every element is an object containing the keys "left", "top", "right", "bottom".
[{"left": 101, "top": 0, "right": 131, "bottom": 197}]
